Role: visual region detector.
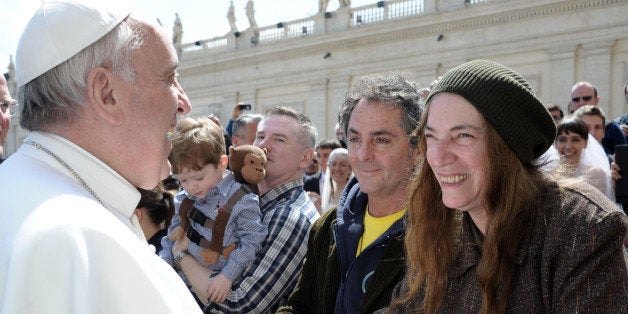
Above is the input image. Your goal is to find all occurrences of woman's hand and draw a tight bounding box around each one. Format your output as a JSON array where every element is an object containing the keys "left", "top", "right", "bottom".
[{"left": 611, "top": 161, "right": 621, "bottom": 190}]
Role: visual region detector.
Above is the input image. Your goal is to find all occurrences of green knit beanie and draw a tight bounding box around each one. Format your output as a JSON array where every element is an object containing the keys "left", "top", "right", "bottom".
[{"left": 426, "top": 60, "right": 556, "bottom": 164}]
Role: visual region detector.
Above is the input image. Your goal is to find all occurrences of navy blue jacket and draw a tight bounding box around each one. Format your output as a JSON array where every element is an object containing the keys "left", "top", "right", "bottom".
[{"left": 277, "top": 177, "right": 406, "bottom": 314}]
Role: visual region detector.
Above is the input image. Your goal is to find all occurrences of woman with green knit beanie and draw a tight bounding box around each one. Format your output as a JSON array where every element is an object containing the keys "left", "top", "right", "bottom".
[{"left": 388, "top": 60, "right": 628, "bottom": 313}]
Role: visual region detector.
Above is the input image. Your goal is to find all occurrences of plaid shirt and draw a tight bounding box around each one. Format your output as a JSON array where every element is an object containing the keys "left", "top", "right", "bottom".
[{"left": 207, "top": 179, "right": 319, "bottom": 313}]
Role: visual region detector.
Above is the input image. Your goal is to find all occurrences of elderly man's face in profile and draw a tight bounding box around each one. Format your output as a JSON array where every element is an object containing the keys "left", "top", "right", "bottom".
[
  {"left": 114, "top": 21, "right": 191, "bottom": 188},
  {"left": 0, "top": 76, "right": 13, "bottom": 156}
]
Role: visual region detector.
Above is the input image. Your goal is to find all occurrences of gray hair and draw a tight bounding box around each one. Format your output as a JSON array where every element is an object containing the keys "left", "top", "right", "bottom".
[
  {"left": 232, "top": 113, "right": 264, "bottom": 138},
  {"left": 338, "top": 72, "right": 423, "bottom": 143},
  {"left": 264, "top": 106, "right": 318, "bottom": 148},
  {"left": 19, "top": 18, "right": 143, "bottom": 131},
  {"left": 328, "top": 147, "right": 349, "bottom": 165}
]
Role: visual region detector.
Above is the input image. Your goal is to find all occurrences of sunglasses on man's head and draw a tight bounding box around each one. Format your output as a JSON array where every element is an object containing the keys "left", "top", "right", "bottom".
[{"left": 571, "top": 96, "right": 593, "bottom": 103}]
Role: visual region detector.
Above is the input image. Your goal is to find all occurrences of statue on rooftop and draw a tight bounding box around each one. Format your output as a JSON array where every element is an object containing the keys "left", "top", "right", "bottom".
[
  {"left": 172, "top": 13, "right": 183, "bottom": 45},
  {"left": 246, "top": 0, "right": 257, "bottom": 28},
  {"left": 227, "top": 1, "right": 238, "bottom": 32},
  {"left": 7, "top": 56, "right": 15, "bottom": 83},
  {"left": 319, "top": 0, "right": 330, "bottom": 13},
  {"left": 7, "top": 55, "right": 17, "bottom": 95},
  {"left": 319, "top": 0, "right": 351, "bottom": 13}
]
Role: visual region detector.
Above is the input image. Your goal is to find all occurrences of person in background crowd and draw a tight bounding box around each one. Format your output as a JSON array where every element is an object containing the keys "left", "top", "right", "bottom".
[
  {"left": 0, "top": 1, "right": 200, "bottom": 312},
  {"left": 231, "top": 113, "right": 263, "bottom": 147},
  {"left": 389, "top": 60, "right": 627, "bottom": 313},
  {"left": 173, "top": 107, "right": 319, "bottom": 312},
  {"left": 225, "top": 102, "right": 250, "bottom": 139},
  {"left": 305, "top": 155, "right": 320, "bottom": 176},
  {"left": 318, "top": 147, "right": 352, "bottom": 214},
  {"left": 568, "top": 81, "right": 626, "bottom": 155},
  {"left": 546, "top": 103, "right": 564, "bottom": 125},
  {"left": 573, "top": 105, "right": 623, "bottom": 162},
  {"left": 278, "top": 72, "right": 423, "bottom": 313},
  {"left": 616, "top": 113, "right": 628, "bottom": 137},
  {"left": 571, "top": 105, "right": 616, "bottom": 199},
  {"left": 207, "top": 114, "right": 232, "bottom": 155},
  {"left": 0, "top": 75, "right": 15, "bottom": 163},
  {"left": 303, "top": 138, "right": 342, "bottom": 195},
  {"left": 136, "top": 183, "right": 175, "bottom": 254},
  {"left": 554, "top": 116, "right": 613, "bottom": 200},
  {"left": 334, "top": 122, "right": 347, "bottom": 148},
  {"left": 614, "top": 83, "right": 628, "bottom": 137}
]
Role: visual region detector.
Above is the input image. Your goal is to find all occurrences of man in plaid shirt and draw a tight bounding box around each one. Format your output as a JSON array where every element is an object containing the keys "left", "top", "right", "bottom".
[{"left": 173, "top": 106, "right": 319, "bottom": 313}]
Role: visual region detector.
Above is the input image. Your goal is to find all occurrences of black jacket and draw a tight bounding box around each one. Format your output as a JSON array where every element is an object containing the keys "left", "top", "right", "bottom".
[
  {"left": 277, "top": 178, "right": 406, "bottom": 313},
  {"left": 303, "top": 172, "right": 321, "bottom": 194}
]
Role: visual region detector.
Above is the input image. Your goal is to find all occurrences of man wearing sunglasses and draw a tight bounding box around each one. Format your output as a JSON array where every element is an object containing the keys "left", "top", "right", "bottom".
[
  {"left": 569, "top": 81, "right": 600, "bottom": 113},
  {"left": 0, "top": 75, "right": 15, "bottom": 163},
  {"left": 569, "top": 81, "right": 626, "bottom": 156}
]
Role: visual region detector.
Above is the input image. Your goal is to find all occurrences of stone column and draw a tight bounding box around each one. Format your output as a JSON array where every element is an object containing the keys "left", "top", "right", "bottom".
[
  {"left": 326, "top": 77, "right": 351, "bottom": 139},
  {"left": 547, "top": 46, "right": 575, "bottom": 107},
  {"left": 307, "top": 80, "right": 328, "bottom": 139},
  {"left": 581, "top": 40, "right": 613, "bottom": 115}
]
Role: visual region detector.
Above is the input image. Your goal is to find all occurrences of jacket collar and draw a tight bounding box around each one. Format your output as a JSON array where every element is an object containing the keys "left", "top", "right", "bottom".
[{"left": 449, "top": 212, "right": 530, "bottom": 279}]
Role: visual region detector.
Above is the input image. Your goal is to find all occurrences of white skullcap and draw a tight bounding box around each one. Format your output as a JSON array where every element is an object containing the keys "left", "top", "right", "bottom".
[{"left": 16, "top": 1, "right": 130, "bottom": 87}]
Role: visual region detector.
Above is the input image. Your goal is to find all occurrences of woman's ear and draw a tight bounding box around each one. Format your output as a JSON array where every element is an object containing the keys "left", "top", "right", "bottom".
[{"left": 134, "top": 208, "right": 143, "bottom": 222}]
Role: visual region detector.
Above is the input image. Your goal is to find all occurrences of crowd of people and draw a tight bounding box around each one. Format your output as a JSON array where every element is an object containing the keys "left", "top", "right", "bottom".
[{"left": 0, "top": 1, "right": 627, "bottom": 313}]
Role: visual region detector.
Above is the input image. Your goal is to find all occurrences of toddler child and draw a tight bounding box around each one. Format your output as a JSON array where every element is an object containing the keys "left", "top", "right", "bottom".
[{"left": 160, "top": 116, "right": 266, "bottom": 304}]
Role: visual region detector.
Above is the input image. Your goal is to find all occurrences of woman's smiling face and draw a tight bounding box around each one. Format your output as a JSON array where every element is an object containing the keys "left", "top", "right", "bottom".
[
  {"left": 424, "top": 93, "right": 488, "bottom": 218},
  {"left": 555, "top": 131, "right": 587, "bottom": 166}
]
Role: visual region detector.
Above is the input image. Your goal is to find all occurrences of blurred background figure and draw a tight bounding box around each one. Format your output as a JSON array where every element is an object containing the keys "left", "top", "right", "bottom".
[
  {"left": 0, "top": 75, "right": 15, "bottom": 163},
  {"left": 305, "top": 155, "right": 319, "bottom": 176},
  {"left": 303, "top": 139, "right": 342, "bottom": 195},
  {"left": 615, "top": 83, "right": 628, "bottom": 137},
  {"left": 546, "top": 103, "right": 564, "bottom": 125},
  {"left": 568, "top": 81, "right": 626, "bottom": 156},
  {"left": 207, "top": 114, "right": 232, "bottom": 152},
  {"left": 162, "top": 175, "right": 181, "bottom": 195},
  {"left": 319, "top": 148, "right": 352, "bottom": 214},
  {"left": 554, "top": 117, "right": 613, "bottom": 201},
  {"left": 334, "top": 122, "right": 347, "bottom": 148},
  {"left": 231, "top": 113, "right": 264, "bottom": 147},
  {"left": 135, "top": 184, "right": 175, "bottom": 254}
]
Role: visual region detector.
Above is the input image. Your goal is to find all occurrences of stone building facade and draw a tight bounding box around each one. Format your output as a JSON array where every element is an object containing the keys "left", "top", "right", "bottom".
[{"left": 4, "top": 0, "right": 628, "bottom": 155}]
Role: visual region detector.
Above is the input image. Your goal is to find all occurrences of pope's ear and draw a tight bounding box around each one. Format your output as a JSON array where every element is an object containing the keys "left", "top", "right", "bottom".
[{"left": 86, "top": 67, "right": 125, "bottom": 125}]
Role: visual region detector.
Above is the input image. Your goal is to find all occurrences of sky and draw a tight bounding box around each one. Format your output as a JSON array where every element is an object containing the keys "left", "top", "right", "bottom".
[{"left": 0, "top": 0, "right": 376, "bottom": 75}]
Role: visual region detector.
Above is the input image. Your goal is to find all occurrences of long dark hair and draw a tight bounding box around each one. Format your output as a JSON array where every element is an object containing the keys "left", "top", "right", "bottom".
[
  {"left": 137, "top": 184, "right": 175, "bottom": 229},
  {"left": 393, "top": 104, "right": 546, "bottom": 313}
]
